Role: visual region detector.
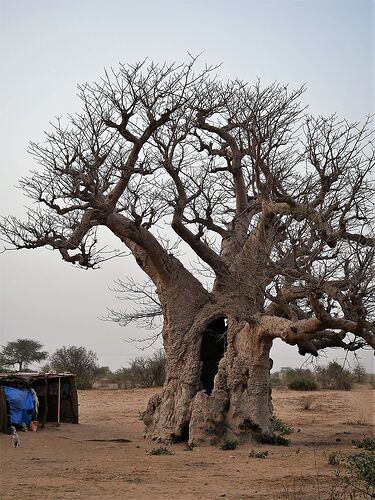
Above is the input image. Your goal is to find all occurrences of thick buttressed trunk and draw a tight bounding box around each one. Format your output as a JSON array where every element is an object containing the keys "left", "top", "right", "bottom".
[
  {"left": 143, "top": 309, "right": 274, "bottom": 444},
  {"left": 131, "top": 227, "right": 274, "bottom": 444}
]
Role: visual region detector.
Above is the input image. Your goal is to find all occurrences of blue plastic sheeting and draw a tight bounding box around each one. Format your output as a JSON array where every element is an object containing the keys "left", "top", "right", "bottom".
[{"left": 2, "top": 386, "right": 35, "bottom": 426}]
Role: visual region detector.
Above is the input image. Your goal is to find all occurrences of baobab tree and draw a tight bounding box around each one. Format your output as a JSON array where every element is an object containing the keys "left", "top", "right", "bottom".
[{"left": 1, "top": 60, "right": 374, "bottom": 444}]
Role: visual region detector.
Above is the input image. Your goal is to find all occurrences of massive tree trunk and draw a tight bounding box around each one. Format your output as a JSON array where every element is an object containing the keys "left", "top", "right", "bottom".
[
  {"left": 139, "top": 221, "right": 275, "bottom": 444},
  {"left": 143, "top": 293, "right": 274, "bottom": 444}
]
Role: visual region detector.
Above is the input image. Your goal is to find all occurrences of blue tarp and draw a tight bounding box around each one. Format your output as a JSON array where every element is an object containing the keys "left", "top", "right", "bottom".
[{"left": 2, "top": 386, "right": 35, "bottom": 426}]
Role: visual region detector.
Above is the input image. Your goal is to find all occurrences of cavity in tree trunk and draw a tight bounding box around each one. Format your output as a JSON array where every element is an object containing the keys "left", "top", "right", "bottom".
[{"left": 143, "top": 312, "right": 273, "bottom": 444}]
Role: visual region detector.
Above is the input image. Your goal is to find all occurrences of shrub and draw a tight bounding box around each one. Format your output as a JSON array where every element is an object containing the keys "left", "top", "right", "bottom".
[
  {"left": 328, "top": 448, "right": 375, "bottom": 496},
  {"left": 148, "top": 447, "right": 174, "bottom": 455},
  {"left": 343, "top": 452, "right": 375, "bottom": 491},
  {"left": 128, "top": 350, "right": 165, "bottom": 387},
  {"left": 280, "top": 368, "right": 318, "bottom": 391},
  {"left": 257, "top": 434, "right": 290, "bottom": 446},
  {"left": 352, "top": 438, "right": 375, "bottom": 452},
  {"left": 326, "top": 451, "right": 341, "bottom": 466},
  {"left": 111, "top": 350, "right": 165, "bottom": 389},
  {"left": 95, "top": 366, "right": 113, "bottom": 379},
  {"left": 352, "top": 363, "right": 367, "bottom": 383},
  {"left": 220, "top": 439, "right": 239, "bottom": 450},
  {"left": 301, "top": 396, "right": 315, "bottom": 411},
  {"left": 249, "top": 449, "right": 268, "bottom": 459},
  {"left": 335, "top": 452, "right": 375, "bottom": 497},
  {"left": 288, "top": 379, "right": 318, "bottom": 391},
  {"left": 300, "top": 395, "right": 315, "bottom": 410},
  {"left": 271, "top": 415, "right": 293, "bottom": 435},
  {"left": 270, "top": 372, "right": 282, "bottom": 387},
  {"left": 111, "top": 367, "right": 133, "bottom": 389},
  {"left": 315, "top": 361, "right": 353, "bottom": 390},
  {"left": 125, "top": 477, "right": 142, "bottom": 484},
  {"left": 344, "top": 417, "right": 368, "bottom": 426}
]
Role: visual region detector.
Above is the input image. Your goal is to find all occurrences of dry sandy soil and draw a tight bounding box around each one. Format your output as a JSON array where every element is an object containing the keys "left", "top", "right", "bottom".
[{"left": 0, "top": 385, "right": 374, "bottom": 499}]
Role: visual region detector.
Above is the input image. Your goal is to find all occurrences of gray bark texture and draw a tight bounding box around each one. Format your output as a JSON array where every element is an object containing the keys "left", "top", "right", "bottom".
[{"left": 143, "top": 315, "right": 273, "bottom": 444}]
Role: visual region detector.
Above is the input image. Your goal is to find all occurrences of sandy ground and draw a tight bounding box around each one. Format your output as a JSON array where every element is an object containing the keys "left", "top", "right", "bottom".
[{"left": 0, "top": 385, "right": 374, "bottom": 499}]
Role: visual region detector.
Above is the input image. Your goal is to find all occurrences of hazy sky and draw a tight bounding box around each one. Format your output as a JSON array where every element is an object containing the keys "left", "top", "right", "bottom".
[{"left": 0, "top": 0, "right": 374, "bottom": 372}]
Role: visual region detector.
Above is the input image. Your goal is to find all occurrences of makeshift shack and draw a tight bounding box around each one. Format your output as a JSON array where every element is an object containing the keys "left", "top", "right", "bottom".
[{"left": 0, "top": 372, "right": 78, "bottom": 433}]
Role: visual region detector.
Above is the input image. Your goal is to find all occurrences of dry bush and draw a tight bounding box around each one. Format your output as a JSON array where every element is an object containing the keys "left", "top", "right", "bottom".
[
  {"left": 352, "top": 364, "right": 367, "bottom": 384},
  {"left": 315, "top": 361, "right": 353, "bottom": 391},
  {"left": 282, "top": 368, "right": 318, "bottom": 391},
  {"left": 112, "top": 350, "right": 165, "bottom": 388},
  {"left": 300, "top": 395, "right": 315, "bottom": 410}
]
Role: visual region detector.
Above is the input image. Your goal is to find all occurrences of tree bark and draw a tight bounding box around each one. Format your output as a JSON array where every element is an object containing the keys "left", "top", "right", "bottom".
[{"left": 143, "top": 311, "right": 274, "bottom": 444}]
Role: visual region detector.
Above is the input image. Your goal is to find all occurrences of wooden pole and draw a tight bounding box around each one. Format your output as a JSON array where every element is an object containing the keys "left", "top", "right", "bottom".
[
  {"left": 57, "top": 377, "right": 61, "bottom": 424},
  {"left": 42, "top": 377, "right": 48, "bottom": 429}
]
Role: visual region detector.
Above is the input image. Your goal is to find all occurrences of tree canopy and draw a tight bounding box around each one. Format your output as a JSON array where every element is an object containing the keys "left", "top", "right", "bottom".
[
  {"left": 1, "top": 59, "right": 374, "bottom": 358},
  {"left": 0, "top": 338, "right": 48, "bottom": 371},
  {"left": 49, "top": 345, "right": 99, "bottom": 389}
]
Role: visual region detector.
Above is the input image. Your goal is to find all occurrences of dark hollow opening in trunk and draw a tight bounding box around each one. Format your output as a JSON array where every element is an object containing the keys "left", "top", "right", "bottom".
[
  {"left": 200, "top": 317, "right": 228, "bottom": 395},
  {"left": 180, "top": 422, "right": 190, "bottom": 442}
]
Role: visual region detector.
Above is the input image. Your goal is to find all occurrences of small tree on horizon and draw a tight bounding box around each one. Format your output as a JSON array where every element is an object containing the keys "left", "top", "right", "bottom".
[
  {"left": 352, "top": 363, "right": 367, "bottom": 383},
  {"left": 94, "top": 365, "right": 113, "bottom": 379},
  {"left": 0, "top": 339, "right": 48, "bottom": 372}
]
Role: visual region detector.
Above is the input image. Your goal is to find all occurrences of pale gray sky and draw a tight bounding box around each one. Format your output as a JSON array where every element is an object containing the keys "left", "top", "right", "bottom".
[{"left": 0, "top": 0, "right": 374, "bottom": 372}]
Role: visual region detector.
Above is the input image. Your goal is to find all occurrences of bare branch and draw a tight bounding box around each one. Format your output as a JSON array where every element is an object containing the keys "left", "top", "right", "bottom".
[{"left": 1, "top": 60, "right": 373, "bottom": 360}]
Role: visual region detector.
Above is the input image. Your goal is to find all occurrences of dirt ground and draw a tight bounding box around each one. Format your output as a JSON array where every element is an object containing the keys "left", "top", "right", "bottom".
[{"left": 0, "top": 385, "right": 374, "bottom": 499}]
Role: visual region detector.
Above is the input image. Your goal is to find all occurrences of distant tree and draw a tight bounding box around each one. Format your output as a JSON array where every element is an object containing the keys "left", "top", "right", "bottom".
[
  {"left": 94, "top": 366, "right": 113, "bottom": 379},
  {"left": 112, "top": 367, "right": 133, "bottom": 389},
  {"left": 112, "top": 350, "right": 165, "bottom": 388},
  {"left": 283, "top": 368, "right": 318, "bottom": 391},
  {"left": 129, "top": 350, "right": 166, "bottom": 388},
  {"left": 49, "top": 346, "right": 99, "bottom": 389},
  {"left": 352, "top": 363, "right": 367, "bottom": 383},
  {"left": 0, "top": 359, "right": 10, "bottom": 372},
  {"left": 39, "top": 362, "right": 52, "bottom": 372},
  {"left": 0, "top": 339, "right": 48, "bottom": 371},
  {"left": 316, "top": 361, "right": 353, "bottom": 390}
]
